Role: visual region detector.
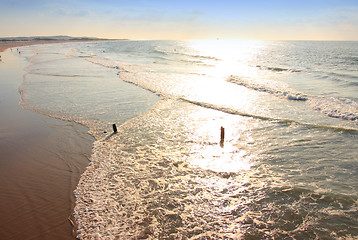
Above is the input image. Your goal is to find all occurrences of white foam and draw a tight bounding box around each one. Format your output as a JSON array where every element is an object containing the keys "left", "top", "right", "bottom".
[
  {"left": 308, "top": 97, "right": 358, "bottom": 121},
  {"left": 227, "top": 75, "right": 308, "bottom": 101},
  {"left": 228, "top": 75, "right": 358, "bottom": 122}
]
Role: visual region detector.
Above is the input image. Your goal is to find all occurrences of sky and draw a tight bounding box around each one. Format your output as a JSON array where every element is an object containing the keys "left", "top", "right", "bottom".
[{"left": 1, "top": 0, "right": 358, "bottom": 40}]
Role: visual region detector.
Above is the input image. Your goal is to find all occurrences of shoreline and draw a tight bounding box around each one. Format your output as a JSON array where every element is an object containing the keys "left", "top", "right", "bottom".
[
  {"left": 0, "top": 44, "right": 94, "bottom": 239},
  {"left": 0, "top": 38, "right": 119, "bottom": 53}
]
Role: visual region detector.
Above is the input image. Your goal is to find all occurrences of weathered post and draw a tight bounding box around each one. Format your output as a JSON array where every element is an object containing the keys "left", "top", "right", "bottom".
[
  {"left": 113, "top": 124, "right": 118, "bottom": 133},
  {"left": 220, "top": 126, "right": 225, "bottom": 148}
]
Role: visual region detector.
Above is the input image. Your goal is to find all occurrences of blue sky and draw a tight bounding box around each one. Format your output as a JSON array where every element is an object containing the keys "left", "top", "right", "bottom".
[{"left": 1, "top": 0, "right": 358, "bottom": 40}]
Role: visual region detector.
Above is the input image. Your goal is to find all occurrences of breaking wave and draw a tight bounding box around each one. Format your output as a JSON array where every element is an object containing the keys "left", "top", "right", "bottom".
[
  {"left": 228, "top": 75, "right": 358, "bottom": 122},
  {"left": 227, "top": 76, "right": 308, "bottom": 101}
]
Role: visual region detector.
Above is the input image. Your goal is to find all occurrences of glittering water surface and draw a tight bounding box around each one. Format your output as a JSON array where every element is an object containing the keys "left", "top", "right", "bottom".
[{"left": 18, "top": 40, "right": 358, "bottom": 239}]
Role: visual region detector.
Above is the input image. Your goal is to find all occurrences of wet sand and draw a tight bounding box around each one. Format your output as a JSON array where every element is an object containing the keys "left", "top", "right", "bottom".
[{"left": 0, "top": 46, "right": 94, "bottom": 239}]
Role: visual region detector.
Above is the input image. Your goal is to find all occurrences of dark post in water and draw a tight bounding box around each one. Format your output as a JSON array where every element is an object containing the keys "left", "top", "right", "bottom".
[
  {"left": 220, "top": 126, "right": 225, "bottom": 148},
  {"left": 113, "top": 124, "right": 118, "bottom": 133}
]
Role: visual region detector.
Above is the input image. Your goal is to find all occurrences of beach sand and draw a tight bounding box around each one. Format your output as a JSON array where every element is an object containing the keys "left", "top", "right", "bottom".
[
  {"left": 0, "top": 39, "right": 109, "bottom": 53},
  {"left": 0, "top": 45, "right": 94, "bottom": 239}
]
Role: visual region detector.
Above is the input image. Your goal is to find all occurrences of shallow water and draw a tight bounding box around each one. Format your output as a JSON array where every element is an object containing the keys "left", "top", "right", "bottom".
[{"left": 18, "top": 40, "right": 358, "bottom": 239}]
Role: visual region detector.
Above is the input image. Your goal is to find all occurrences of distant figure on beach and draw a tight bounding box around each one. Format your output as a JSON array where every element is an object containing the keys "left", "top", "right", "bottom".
[{"left": 0, "top": 55, "right": 2, "bottom": 62}]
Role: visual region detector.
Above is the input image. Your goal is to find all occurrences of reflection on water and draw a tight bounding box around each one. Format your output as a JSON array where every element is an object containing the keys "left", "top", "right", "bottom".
[
  {"left": 75, "top": 99, "right": 265, "bottom": 239},
  {"left": 184, "top": 108, "right": 255, "bottom": 172},
  {"left": 187, "top": 40, "right": 265, "bottom": 79},
  {"left": 76, "top": 99, "right": 358, "bottom": 239},
  {"left": 17, "top": 40, "right": 358, "bottom": 239}
]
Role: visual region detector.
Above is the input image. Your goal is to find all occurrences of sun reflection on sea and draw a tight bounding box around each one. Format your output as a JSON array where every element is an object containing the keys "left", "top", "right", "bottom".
[
  {"left": 172, "top": 39, "right": 271, "bottom": 120},
  {"left": 190, "top": 143, "right": 254, "bottom": 173},
  {"left": 183, "top": 107, "right": 257, "bottom": 173},
  {"left": 187, "top": 39, "right": 267, "bottom": 79},
  {"left": 166, "top": 40, "right": 270, "bottom": 174}
]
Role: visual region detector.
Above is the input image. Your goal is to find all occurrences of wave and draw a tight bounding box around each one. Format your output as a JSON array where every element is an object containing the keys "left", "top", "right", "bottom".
[
  {"left": 330, "top": 72, "right": 358, "bottom": 81},
  {"left": 346, "top": 81, "right": 358, "bottom": 87},
  {"left": 85, "top": 56, "right": 121, "bottom": 69},
  {"left": 227, "top": 76, "right": 308, "bottom": 101},
  {"left": 85, "top": 54, "right": 358, "bottom": 124},
  {"left": 228, "top": 75, "right": 358, "bottom": 122},
  {"left": 255, "top": 65, "right": 301, "bottom": 72},
  {"left": 153, "top": 46, "right": 220, "bottom": 65},
  {"left": 26, "top": 72, "right": 96, "bottom": 78},
  {"left": 308, "top": 97, "right": 358, "bottom": 121},
  {"left": 153, "top": 46, "right": 220, "bottom": 61},
  {"left": 186, "top": 53, "right": 220, "bottom": 61},
  {"left": 180, "top": 98, "right": 358, "bottom": 132}
]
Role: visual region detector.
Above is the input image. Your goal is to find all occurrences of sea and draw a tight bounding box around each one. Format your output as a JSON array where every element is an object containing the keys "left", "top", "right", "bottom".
[{"left": 17, "top": 40, "right": 358, "bottom": 239}]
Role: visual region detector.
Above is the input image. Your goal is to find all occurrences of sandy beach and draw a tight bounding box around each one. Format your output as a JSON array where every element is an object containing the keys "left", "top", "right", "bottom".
[
  {"left": 0, "top": 43, "right": 94, "bottom": 239},
  {"left": 0, "top": 39, "right": 110, "bottom": 53},
  {"left": 0, "top": 41, "right": 43, "bottom": 52}
]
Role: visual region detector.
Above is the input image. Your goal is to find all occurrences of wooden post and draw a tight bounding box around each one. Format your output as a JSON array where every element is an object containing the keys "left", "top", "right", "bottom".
[
  {"left": 113, "top": 124, "right": 118, "bottom": 133},
  {"left": 220, "top": 126, "right": 225, "bottom": 148}
]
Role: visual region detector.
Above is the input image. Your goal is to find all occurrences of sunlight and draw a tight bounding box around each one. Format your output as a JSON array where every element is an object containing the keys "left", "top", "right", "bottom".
[
  {"left": 184, "top": 108, "right": 256, "bottom": 174},
  {"left": 190, "top": 143, "right": 254, "bottom": 173},
  {"left": 188, "top": 39, "right": 267, "bottom": 78},
  {"left": 179, "top": 39, "right": 269, "bottom": 114}
]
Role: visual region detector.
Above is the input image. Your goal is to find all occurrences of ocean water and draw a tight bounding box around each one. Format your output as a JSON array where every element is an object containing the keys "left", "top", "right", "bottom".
[{"left": 17, "top": 40, "right": 357, "bottom": 239}]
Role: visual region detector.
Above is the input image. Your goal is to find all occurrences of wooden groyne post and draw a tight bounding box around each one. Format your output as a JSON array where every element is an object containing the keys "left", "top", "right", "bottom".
[
  {"left": 113, "top": 124, "right": 118, "bottom": 133},
  {"left": 220, "top": 126, "right": 225, "bottom": 148}
]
